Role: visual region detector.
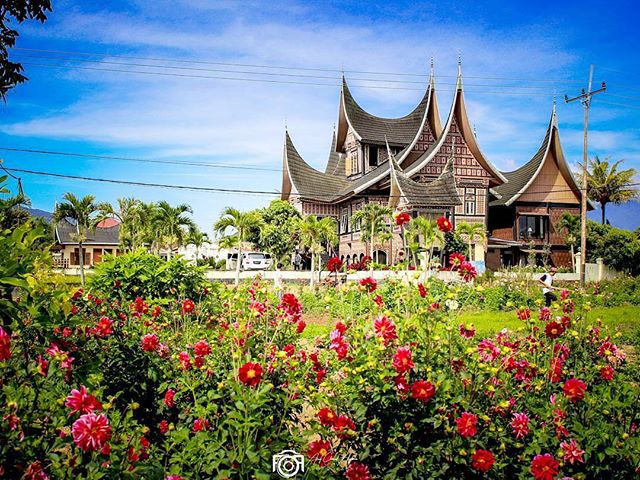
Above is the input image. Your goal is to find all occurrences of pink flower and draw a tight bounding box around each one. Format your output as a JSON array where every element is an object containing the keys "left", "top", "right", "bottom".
[
  {"left": 0, "top": 326, "right": 10, "bottom": 361},
  {"left": 560, "top": 439, "right": 585, "bottom": 465},
  {"left": 71, "top": 413, "right": 112, "bottom": 451},
  {"left": 510, "top": 412, "right": 530, "bottom": 439},
  {"left": 459, "top": 323, "right": 476, "bottom": 339},
  {"left": 23, "top": 461, "right": 49, "bottom": 480},
  {"left": 477, "top": 339, "right": 500, "bottom": 362},
  {"left": 65, "top": 386, "right": 102, "bottom": 415}
]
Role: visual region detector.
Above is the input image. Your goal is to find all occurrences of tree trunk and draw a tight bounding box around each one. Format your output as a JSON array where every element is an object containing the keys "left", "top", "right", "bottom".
[
  {"left": 601, "top": 202, "right": 606, "bottom": 224},
  {"left": 310, "top": 253, "right": 315, "bottom": 288},
  {"left": 79, "top": 241, "right": 86, "bottom": 286},
  {"left": 235, "top": 247, "right": 242, "bottom": 287}
]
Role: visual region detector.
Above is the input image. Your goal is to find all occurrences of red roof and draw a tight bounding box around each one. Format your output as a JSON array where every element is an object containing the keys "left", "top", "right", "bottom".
[{"left": 96, "top": 218, "right": 120, "bottom": 228}]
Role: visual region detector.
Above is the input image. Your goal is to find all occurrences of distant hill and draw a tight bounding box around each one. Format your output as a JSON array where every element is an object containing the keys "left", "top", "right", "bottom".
[
  {"left": 26, "top": 208, "right": 53, "bottom": 222},
  {"left": 588, "top": 201, "right": 640, "bottom": 231}
]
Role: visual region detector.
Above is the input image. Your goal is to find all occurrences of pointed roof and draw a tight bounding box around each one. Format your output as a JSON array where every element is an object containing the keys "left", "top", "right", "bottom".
[
  {"left": 281, "top": 130, "right": 349, "bottom": 202},
  {"left": 388, "top": 143, "right": 461, "bottom": 209},
  {"left": 336, "top": 76, "right": 431, "bottom": 147},
  {"left": 403, "top": 64, "right": 507, "bottom": 186},
  {"left": 490, "top": 104, "right": 583, "bottom": 206},
  {"left": 324, "top": 129, "right": 345, "bottom": 175}
]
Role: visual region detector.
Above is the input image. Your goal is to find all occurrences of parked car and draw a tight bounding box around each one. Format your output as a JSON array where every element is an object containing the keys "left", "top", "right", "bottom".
[{"left": 226, "top": 252, "right": 273, "bottom": 271}]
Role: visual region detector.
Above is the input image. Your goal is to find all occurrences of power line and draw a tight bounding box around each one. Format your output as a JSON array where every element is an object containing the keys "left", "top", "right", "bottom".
[
  {"left": 13, "top": 47, "right": 589, "bottom": 84},
  {"left": 19, "top": 62, "right": 559, "bottom": 97},
  {"left": 7, "top": 165, "right": 637, "bottom": 200},
  {"left": 0, "top": 147, "right": 281, "bottom": 172},
  {"left": 597, "top": 101, "right": 640, "bottom": 111}
]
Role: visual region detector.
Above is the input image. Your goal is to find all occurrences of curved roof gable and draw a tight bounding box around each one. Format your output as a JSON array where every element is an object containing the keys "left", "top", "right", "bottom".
[
  {"left": 281, "top": 131, "right": 349, "bottom": 203},
  {"left": 336, "top": 76, "right": 431, "bottom": 148}
]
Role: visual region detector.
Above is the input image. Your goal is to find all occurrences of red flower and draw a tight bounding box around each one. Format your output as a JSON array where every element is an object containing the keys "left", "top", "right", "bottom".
[
  {"left": 563, "top": 378, "right": 587, "bottom": 402},
  {"left": 24, "top": 461, "right": 49, "bottom": 480},
  {"left": 395, "top": 212, "right": 411, "bottom": 227},
  {"left": 279, "top": 293, "right": 303, "bottom": 323},
  {"left": 95, "top": 317, "right": 113, "bottom": 337},
  {"left": 239, "top": 362, "right": 263, "bottom": 387},
  {"left": 335, "top": 321, "right": 348, "bottom": 333},
  {"left": 456, "top": 412, "right": 478, "bottom": 437},
  {"left": 166, "top": 476, "right": 184, "bottom": 480},
  {"left": 193, "top": 339, "right": 211, "bottom": 357},
  {"left": 152, "top": 305, "right": 162, "bottom": 318},
  {"left": 373, "top": 294, "right": 384, "bottom": 307},
  {"left": 37, "top": 355, "right": 49, "bottom": 377},
  {"left": 459, "top": 323, "right": 476, "bottom": 339},
  {"left": 159, "top": 420, "right": 169, "bottom": 434},
  {"left": 517, "top": 308, "right": 531, "bottom": 321},
  {"left": 458, "top": 261, "right": 477, "bottom": 282},
  {"left": 530, "top": 453, "right": 559, "bottom": 480},
  {"left": 545, "top": 321, "right": 565, "bottom": 339},
  {"left": 317, "top": 408, "right": 337, "bottom": 427},
  {"left": 333, "top": 415, "right": 356, "bottom": 438},
  {"left": 477, "top": 339, "right": 500, "bottom": 362},
  {"left": 345, "top": 461, "right": 371, "bottom": 480},
  {"left": 448, "top": 252, "right": 466, "bottom": 269},
  {"left": 296, "top": 319, "right": 306, "bottom": 334},
  {"left": 374, "top": 316, "right": 397, "bottom": 344},
  {"left": 392, "top": 346, "right": 414, "bottom": 374},
  {"left": 71, "top": 413, "right": 112, "bottom": 451},
  {"left": 539, "top": 307, "right": 552, "bottom": 322},
  {"left": 65, "top": 386, "right": 102, "bottom": 415},
  {"left": 164, "top": 389, "right": 176, "bottom": 408},
  {"left": 600, "top": 365, "right": 615, "bottom": 381},
  {"left": 0, "top": 326, "right": 10, "bottom": 361},
  {"left": 327, "top": 257, "right": 343, "bottom": 273},
  {"left": 560, "top": 439, "right": 585, "bottom": 465},
  {"left": 410, "top": 380, "right": 435, "bottom": 403},
  {"left": 192, "top": 418, "right": 210, "bottom": 432},
  {"left": 307, "top": 439, "right": 333, "bottom": 466},
  {"left": 436, "top": 216, "right": 452, "bottom": 232},
  {"left": 417, "top": 283, "right": 427, "bottom": 298},
  {"left": 182, "top": 299, "right": 195, "bottom": 314},
  {"left": 471, "top": 449, "right": 495, "bottom": 473},
  {"left": 141, "top": 334, "right": 160, "bottom": 352},
  {"left": 359, "top": 277, "right": 377, "bottom": 293},
  {"left": 510, "top": 412, "right": 530, "bottom": 439}
]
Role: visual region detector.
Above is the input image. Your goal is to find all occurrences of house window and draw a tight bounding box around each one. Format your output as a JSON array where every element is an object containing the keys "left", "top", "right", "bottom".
[
  {"left": 519, "top": 215, "right": 546, "bottom": 239},
  {"left": 340, "top": 214, "right": 349, "bottom": 234},
  {"left": 369, "top": 145, "right": 378, "bottom": 167},
  {"left": 464, "top": 189, "right": 476, "bottom": 215},
  {"left": 350, "top": 150, "right": 359, "bottom": 174}
]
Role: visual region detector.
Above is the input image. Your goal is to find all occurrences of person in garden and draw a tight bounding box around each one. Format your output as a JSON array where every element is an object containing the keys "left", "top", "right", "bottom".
[
  {"left": 292, "top": 250, "right": 302, "bottom": 271},
  {"left": 274, "top": 262, "right": 284, "bottom": 299},
  {"left": 539, "top": 266, "right": 558, "bottom": 306}
]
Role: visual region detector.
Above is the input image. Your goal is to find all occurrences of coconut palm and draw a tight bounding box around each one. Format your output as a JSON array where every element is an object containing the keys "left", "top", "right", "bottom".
[
  {"left": 214, "top": 207, "right": 263, "bottom": 286},
  {"left": 53, "top": 193, "right": 99, "bottom": 285},
  {"left": 96, "top": 197, "right": 141, "bottom": 252},
  {"left": 350, "top": 203, "right": 393, "bottom": 264},
  {"left": 583, "top": 156, "right": 638, "bottom": 224},
  {"left": 556, "top": 212, "right": 580, "bottom": 270},
  {"left": 296, "top": 215, "right": 337, "bottom": 287},
  {"left": 411, "top": 217, "right": 443, "bottom": 269},
  {"left": 187, "top": 228, "right": 210, "bottom": 263},
  {"left": 153, "top": 201, "right": 195, "bottom": 260},
  {"left": 456, "top": 221, "right": 486, "bottom": 262}
]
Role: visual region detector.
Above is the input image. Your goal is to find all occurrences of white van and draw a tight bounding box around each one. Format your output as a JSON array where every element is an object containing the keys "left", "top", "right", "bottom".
[{"left": 226, "top": 252, "right": 273, "bottom": 271}]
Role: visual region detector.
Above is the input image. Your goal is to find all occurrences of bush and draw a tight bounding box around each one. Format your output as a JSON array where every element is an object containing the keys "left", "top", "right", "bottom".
[{"left": 89, "top": 249, "right": 208, "bottom": 300}]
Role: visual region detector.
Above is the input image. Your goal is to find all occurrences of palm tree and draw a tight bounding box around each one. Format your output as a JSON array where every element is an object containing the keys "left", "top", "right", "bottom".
[
  {"left": 350, "top": 203, "right": 392, "bottom": 264},
  {"left": 187, "top": 228, "right": 210, "bottom": 263},
  {"left": 583, "top": 156, "right": 638, "bottom": 224},
  {"left": 296, "top": 215, "right": 337, "bottom": 287},
  {"left": 411, "top": 217, "right": 443, "bottom": 269},
  {"left": 153, "top": 201, "right": 195, "bottom": 259},
  {"left": 456, "top": 222, "right": 487, "bottom": 262},
  {"left": 96, "top": 197, "right": 140, "bottom": 252},
  {"left": 214, "top": 207, "right": 263, "bottom": 286},
  {"left": 53, "top": 193, "right": 99, "bottom": 285},
  {"left": 556, "top": 212, "right": 580, "bottom": 270}
]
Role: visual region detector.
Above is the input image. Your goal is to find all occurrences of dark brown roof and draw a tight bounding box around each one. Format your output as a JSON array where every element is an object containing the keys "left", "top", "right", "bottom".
[
  {"left": 390, "top": 153, "right": 461, "bottom": 208},
  {"left": 282, "top": 131, "right": 349, "bottom": 202},
  {"left": 341, "top": 77, "right": 431, "bottom": 146},
  {"left": 55, "top": 219, "right": 120, "bottom": 245},
  {"left": 324, "top": 130, "right": 345, "bottom": 175}
]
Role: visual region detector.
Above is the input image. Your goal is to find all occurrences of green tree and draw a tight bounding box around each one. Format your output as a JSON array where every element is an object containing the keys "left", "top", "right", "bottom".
[
  {"left": 1, "top": 1, "right": 53, "bottom": 101},
  {"left": 248, "top": 200, "right": 301, "bottom": 264},
  {"left": 556, "top": 212, "right": 580, "bottom": 270},
  {"left": 96, "top": 197, "right": 142, "bottom": 252},
  {"left": 214, "top": 207, "right": 262, "bottom": 286},
  {"left": 153, "top": 201, "right": 195, "bottom": 260},
  {"left": 412, "top": 217, "right": 443, "bottom": 269},
  {"left": 187, "top": 228, "right": 210, "bottom": 262},
  {"left": 296, "top": 215, "right": 337, "bottom": 287},
  {"left": 52, "top": 193, "right": 99, "bottom": 285},
  {"left": 350, "top": 203, "right": 392, "bottom": 264},
  {"left": 584, "top": 156, "right": 638, "bottom": 224},
  {"left": 455, "top": 221, "right": 486, "bottom": 262}
]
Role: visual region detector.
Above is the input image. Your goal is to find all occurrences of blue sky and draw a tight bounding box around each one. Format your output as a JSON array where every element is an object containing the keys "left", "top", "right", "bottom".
[{"left": 1, "top": 0, "right": 639, "bottom": 233}]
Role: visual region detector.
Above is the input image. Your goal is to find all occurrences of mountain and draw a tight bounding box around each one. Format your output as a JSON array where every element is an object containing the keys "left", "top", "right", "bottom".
[
  {"left": 588, "top": 201, "right": 640, "bottom": 231},
  {"left": 26, "top": 208, "right": 53, "bottom": 222}
]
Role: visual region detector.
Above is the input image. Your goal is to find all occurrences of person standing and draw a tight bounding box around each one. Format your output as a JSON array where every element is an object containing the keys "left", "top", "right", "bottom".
[
  {"left": 274, "top": 262, "right": 284, "bottom": 299},
  {"left": 293, "top": 251, "right": 302, "bottom": 271},
  {"left": 539, "top": 267, "right": 558, "bottom": 307}
]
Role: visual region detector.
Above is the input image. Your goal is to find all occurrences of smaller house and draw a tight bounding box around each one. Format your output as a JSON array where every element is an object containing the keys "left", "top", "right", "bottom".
[{"left": 52, "top": 218, "right": 121, "bottom": 268}]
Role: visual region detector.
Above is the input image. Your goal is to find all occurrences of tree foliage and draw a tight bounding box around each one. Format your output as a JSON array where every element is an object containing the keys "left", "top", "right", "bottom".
[{"left": 584, "top": 156, "right": 638, "bottom": 224}]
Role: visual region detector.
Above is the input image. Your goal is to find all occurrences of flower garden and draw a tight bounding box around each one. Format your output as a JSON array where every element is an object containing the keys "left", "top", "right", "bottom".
[{"left": 2, "top": 219, "right": 640, "bottom": 479}]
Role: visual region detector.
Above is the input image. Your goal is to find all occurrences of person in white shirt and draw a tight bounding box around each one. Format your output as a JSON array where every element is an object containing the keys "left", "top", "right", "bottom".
[
  {"left": 539, "top": 267, "right": 558, "bottom": 307},
  {"left": 274, "top": 262, "right": 284, "bottom": 299}
]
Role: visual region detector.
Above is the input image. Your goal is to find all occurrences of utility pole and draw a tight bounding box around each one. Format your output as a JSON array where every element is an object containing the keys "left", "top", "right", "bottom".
[{"left": 565, "top": 65, "right": 606, "bottom": 286}]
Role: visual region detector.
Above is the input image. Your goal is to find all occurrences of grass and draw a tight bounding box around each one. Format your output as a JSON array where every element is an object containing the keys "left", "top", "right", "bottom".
[{"left": 301, "top": 305, "right": 640, "bottom": 341}]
